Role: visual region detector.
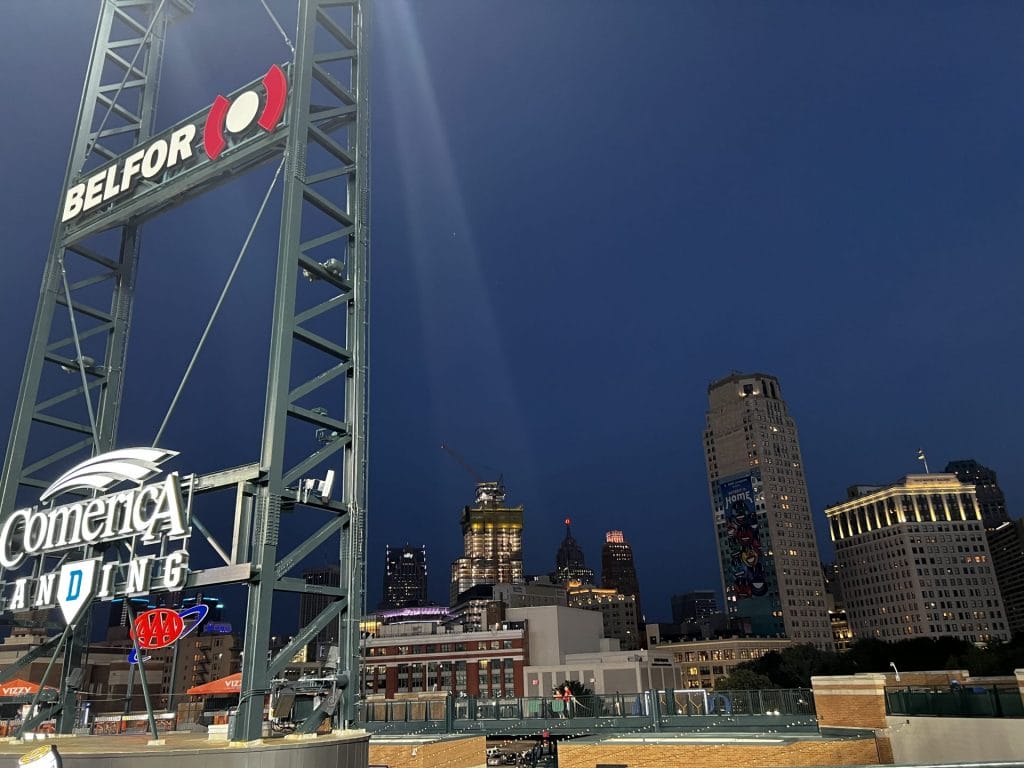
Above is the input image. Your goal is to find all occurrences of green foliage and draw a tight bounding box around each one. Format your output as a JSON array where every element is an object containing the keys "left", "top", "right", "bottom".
[
  {"left": 723, "top": 636, "right": 1024, "bottom": 689},
  {"left": 713, "top": 668, "right": 778, "bottom": 690},
  {"left": 739, "top": 644, "right": 841, "bottom": 688}
]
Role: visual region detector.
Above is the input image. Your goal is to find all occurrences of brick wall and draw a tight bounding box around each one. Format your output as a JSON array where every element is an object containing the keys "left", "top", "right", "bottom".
[
  {"left": 811, "top": 673, "right": 887, "bottom": 729},
  {"left": 556, "top": 737, "right": 882, "bottom": 768},
  {"left": 369, "top": 735, "right": 485, "bottom": 768},
  {"left": 884, "top": 670, "right": 969, "bottom": 688}
]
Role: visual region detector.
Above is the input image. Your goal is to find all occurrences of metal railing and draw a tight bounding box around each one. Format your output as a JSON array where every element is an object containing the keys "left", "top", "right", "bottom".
[
  {"left": 358, "top": 688, "right": 817, "bottom": 734},
  {"left": 886, "top": 686, "right": 1024, "bottom": 719}
]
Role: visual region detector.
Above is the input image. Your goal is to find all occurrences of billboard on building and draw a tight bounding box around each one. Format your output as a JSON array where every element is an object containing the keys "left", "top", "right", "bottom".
[{"left": 718, "top": 473, "right": 767, "bottom": 600}]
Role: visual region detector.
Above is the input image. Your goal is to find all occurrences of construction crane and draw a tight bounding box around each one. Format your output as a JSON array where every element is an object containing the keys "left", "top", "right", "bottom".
[
  {"left": 441, "top": 444, "right": 509, "bottom": 506},
  {"left": 440, "top": 443, "right": 484, "bottom": 483}
]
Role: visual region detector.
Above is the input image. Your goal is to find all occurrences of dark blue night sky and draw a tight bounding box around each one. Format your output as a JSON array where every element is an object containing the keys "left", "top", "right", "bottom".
[{"left": 2, "top": 1, "right": 1023, "bottom": 627}]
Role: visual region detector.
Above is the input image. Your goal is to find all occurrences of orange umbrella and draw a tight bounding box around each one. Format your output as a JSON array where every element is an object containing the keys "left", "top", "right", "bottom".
[
  {"left": 186, "top": 672, "right": 242, "bottom": 696},
  {"left": 0, "top": 679, "right": 55, "bottom": 697}
]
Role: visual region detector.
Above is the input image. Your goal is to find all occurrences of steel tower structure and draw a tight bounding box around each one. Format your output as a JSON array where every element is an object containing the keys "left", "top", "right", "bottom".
[{"left": 0, "top": 0, "right": 370, "bottom": 741}]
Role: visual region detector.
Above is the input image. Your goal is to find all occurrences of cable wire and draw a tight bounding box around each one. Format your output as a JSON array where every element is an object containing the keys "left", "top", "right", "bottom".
[
  {"left": 58, "top": 256, "right": 101, "bottom": 454},
  {"left": 153, "top": 157, "right": 285, "bottom": 448},
  {"left": 260, "top": 0, "right": 295, "bottom": 55}
]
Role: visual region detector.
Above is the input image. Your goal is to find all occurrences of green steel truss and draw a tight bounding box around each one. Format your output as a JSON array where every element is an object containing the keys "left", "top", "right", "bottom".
[{"left": 0, "top": 0, "right": 370, "bottom": 742}]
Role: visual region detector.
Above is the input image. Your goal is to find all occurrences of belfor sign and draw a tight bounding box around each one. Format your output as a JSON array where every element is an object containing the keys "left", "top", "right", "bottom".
[{"left": 61, "top": 64, "right": 287, "bottom": 224}]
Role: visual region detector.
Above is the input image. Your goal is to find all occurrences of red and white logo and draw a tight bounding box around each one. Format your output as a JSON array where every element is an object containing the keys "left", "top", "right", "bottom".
[
  {"left": 204, "top": 64, "right": 287, "bottom": 160},
  {"left": 62, "top": 65, "right": 288, "bottom": 223}
]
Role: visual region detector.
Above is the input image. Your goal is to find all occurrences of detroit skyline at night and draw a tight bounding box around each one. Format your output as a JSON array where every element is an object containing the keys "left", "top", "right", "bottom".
[{"left": 1, "top": 0, "right": 1023, "bottom": 631}]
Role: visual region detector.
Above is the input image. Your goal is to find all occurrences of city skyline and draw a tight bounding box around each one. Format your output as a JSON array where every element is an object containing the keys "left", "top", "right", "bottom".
[{"left": 1, "top": 1, "right": 1023, "bottom": 633}]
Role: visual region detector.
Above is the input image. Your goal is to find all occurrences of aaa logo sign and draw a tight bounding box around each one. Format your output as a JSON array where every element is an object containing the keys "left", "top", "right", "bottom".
[{"left": 128, "top": 604, "right": 208, "bottom": 663}]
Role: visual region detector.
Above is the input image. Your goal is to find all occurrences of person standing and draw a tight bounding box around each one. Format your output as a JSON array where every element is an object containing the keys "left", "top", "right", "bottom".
[{"left": 551, "top": 688, "right": 563, "bottom": 719}]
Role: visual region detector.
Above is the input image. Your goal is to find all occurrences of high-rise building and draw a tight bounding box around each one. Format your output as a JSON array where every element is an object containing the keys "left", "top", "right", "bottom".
[
  {"left": 552, "top": 518, "right": 595, "bottom": 585},
  {"left": 985, "top": 519, "right": 1024, "bottom": 636},
  {"left": 945, "top": 460, "right": 1010, "bottom": 529},
  {"left": 703, "top": 372, "right": 833, "bottom": 648},
  {"left": 821, "top": 562, "right": 853, "bottom": 651},
  {"left": 601, "top": 530, "right": 642, "bottom": 619},
  {"left": 450, "top": 481, "right": 524, "bottom": 604},
  {"left": 567, "top": 583, "right": 641, "bottom": 650},
  {"left": 826, "top": 474, "right": 1011, "bottom": 644},
  {"left": 299, "top": 565, "right": 341, "bottom": 660},
  {"left": 381, "top": 544, "right": 428, "bottom": 609},
  {"left": 671, "top": 590, "right": 718, "bottom": 625},
  {"left": 944, "top": 460, "right": 1023, "bottom": 636}
]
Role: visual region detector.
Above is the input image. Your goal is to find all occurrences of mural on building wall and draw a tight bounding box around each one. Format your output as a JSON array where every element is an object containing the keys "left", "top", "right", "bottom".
[{"left": 720, "top": 474, "right": 767, "bottom": 599}]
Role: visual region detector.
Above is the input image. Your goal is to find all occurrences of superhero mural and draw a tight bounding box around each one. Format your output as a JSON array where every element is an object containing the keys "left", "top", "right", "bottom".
[{"left": 719, "top": 474, "right": 767, "bottom": 599}]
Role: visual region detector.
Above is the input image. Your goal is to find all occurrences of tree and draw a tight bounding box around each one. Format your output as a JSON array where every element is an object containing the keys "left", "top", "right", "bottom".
[
  {"left": 713, "top": 668, "right": 777, "bottom": 690},
  {"left": 778, "top": 643, "right": 841, "bottom": 686},
  {"left": 744, "top": 644, "right": 840, "bottom": 687}
]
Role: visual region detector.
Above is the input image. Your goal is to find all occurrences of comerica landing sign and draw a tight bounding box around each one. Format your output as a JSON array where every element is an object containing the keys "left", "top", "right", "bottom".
[{"left": 0, "top": 448, "right": 194, "bottom": 625}]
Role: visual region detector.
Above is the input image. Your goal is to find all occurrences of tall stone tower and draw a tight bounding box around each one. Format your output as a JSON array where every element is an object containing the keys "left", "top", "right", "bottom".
[
  {"left": 553, "top": 518, "right": 596, "bottom": 585},
  {"left": 704, "top": 373, "right": 833, "bottom": 648}
]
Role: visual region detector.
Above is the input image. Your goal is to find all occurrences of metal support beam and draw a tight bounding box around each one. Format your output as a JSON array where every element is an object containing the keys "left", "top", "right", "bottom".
[
  {"left": 1, "top": 0, "right": 369, "bottom": 741},
  {"left": 234, "top": 0, "right": 369, "bottom": 740}
]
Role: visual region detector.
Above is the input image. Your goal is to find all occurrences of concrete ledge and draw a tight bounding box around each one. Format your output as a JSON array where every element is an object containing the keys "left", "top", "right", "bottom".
[
  {"left": 812, "top": 674, "right": 886, "bottom": 691},
  {"left": 886, "top": 715, "right": 1024, "bottom": 765},
  {"left": 0, "top": 731, "right": 371, "bottom": 768}
]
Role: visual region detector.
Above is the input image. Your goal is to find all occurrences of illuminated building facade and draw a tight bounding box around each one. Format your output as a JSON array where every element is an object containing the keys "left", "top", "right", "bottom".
[
  {"left": 553, "top": 518, "right": 595, "bottom": 585},
  {"left": 826, "top": 474, "right": 1011, "bottom": 644},
  {"left": 822, "top": 562, "right": 852, "bottom": 651},
  {"left": 567, "top": 583, "right": 641, "bottom": 650},
  {"left": 671, "top": 590, "right": 718, "bottom": 624},
  {"left": 659, "top": 636, "right": 794, "bottom": 689},
  {"left": 704, "top": 373, "right": 833, "bottom": 648},
  {"left": 449, "top": 481, "right": 524, "bottom": 604},
  {"left": 156, "top": 630, "right": 241, "bottom": 700},
  {"left": 364, "top": 623, "right": 527, "bottom": 698},
  {"left": 381, "top": 544, "right": 429, "bottom": 608},
  {"left": 601, "top": 530, "right": 643, "bottom": 619}
]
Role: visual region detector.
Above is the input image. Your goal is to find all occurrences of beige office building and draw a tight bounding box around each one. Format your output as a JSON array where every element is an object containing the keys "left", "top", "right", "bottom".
[
  {"left": 567, "top": 583, "right": 641, "bottom": 651},
  {"left": 826, "top": 474, "right": 1011, "bottom": 645},
  {"left": 704, "top": 373, "right": 833, "bottom": 649},
  {"left": 658, "top": 636, "right": 794, "bottom": 689}
]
